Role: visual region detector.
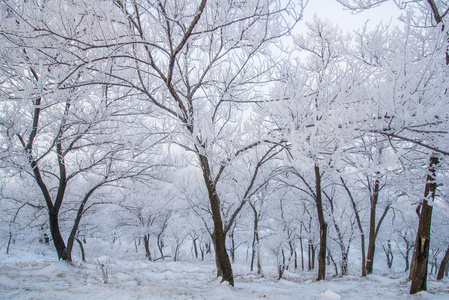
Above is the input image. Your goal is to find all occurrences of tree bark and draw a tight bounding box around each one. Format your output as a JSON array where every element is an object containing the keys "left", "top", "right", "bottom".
[
  {"left": 66, "top": 185, "right": 101, "bottom": 261},
  {"left": 366, "top": 177, "right": 380, "bottom": 274},
  {"left": 250, "top": 202, "right": 261, "bottom": 274},
  {"left": 193, "top": 238, "right": 199, "bottom": 259},
  {"left": 341, "top": 177, "right": 366, "bottom": 276},
  {"left": 144, "top": 234, "right": 152, "bottom": 260},
  {"left": 437, "top": 245, "right": 449, "bottom": 280},
  {"left": 410, "top": 155, "right": 438, "bottom": 294},
  {"left": 49, "top": 210, "right": 68, "bottom": 261},
  {"left": 315, "top": 165, "right": 327, "bottom": 281},
  {"left": 199, "top": 154, "right": 234, "bottom": 286},
  {"left": 75, "top": 238, "right": 86, "bottom": 262}
]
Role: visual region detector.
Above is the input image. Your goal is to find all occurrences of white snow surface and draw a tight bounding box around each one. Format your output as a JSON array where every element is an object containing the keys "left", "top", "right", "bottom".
[{"left": 1, "top": 249, "right": 448, "bottom": 300}]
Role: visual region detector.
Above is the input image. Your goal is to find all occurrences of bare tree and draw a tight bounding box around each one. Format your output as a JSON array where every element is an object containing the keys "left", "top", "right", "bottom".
[{"left": 40, "top": 0, "right": 300, "bottom": 285}]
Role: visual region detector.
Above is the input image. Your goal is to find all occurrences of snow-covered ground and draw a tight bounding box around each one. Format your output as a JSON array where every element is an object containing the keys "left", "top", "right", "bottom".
[{"left": 1, "top": 246, "right": 448, "bottom": 299}]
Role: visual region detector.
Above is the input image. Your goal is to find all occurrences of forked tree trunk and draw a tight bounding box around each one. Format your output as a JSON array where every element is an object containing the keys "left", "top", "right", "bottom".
[
  {"left": 315, "top": 165, "right": 327, "bottom": 281},
  {"left": 437, "top": 245, "right": 449, "bottom": 280},
  {"left": 410, "top": 155, "right": 438, "bottom": 294},
  {"left": 199, "top": 154, "right": 234, "bottom": 286}
]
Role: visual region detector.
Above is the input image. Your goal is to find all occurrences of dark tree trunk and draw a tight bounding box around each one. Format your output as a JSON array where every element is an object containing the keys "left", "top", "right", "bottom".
[
  {"left": 300, "top": 236, "right": 304, "bottom": 270},
  {"left": 49, "top": 210, "right": 68, "bottom": 261},
  {"left": 174, "top": 243, "right": 180, "bottom": 262},
  {"left": 382, "top": 240, "right": 394, "bottom": 268},
  {"left": 308, "top": 242, "right": 316, "bottom": 270},
  {"left": 294, "top": 249, "right": 298, "bottom": 270},
  {"left": 199, "top": 154, "right": 233, "bottom": 286},
  {"left": 144, "top": 234, "right": 152, "bottom": 260},
  {"left": 404, "top": 249, "right": 410, "bottom": 272},
  {"left": 410, "top": 155, "right": 438, "bottom": 294},
  {"left": 278, "top": 248, "right": 286, "bottom": 279},
  {"left": 327, "top": 248, "right": 339, "bottom": 276},
  {"left": 341, "top": 177, "right": 367, "bottom": 276},
  {"left": 193, "top": 238, "right": 198, "bottom": 259},
  {"left": 75, "top": 238, "right": 86, "bottom": 262},
  {"left": 200, "top": 245, "right": 205, "bottom": 261},
  {"left": 399, "top": 233, "right": 414, "bottom": 272},
  {"left": 157, "top": 232, "right": 164, "bottom": 258},
  {"left": 315, "top": 165, "right": 327, "bottom": 281},
  {"left": 341, "top": 247, "right": 349, "bottom": 276},
  {"left": 366, "top": 178, "right": 380, "bottom": 274},
  {"left": 250, "top": 202, "right": 261, "bottom": 274},
  {"left": 437, "top": 245, "right": 449, "bottom": 280},
  {"left": 229, "top": 230, "right": 235, "bottom": 264},
  {"left": 65, "top": 184, "right": 101, "bottom": 261}
]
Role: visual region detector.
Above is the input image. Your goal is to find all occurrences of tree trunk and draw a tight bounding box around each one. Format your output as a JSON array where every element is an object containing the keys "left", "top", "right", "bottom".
[
  {"left": 199, "top": 154, "right": 233, "bottom": 285},
  {"left": 75, "top": 238, "right": 86, "bottom": 262},
  {"left": 437, "top": 245, "right": 449, "bottom": 280},
  {"left": 229, "top": 231, "right": 235, "bottom": 264},
  {"left": 382, "top": 240, "right": 394, "bottom": 268},
  {"left": 49, "top": 210, "right": 68, "bottom": 261},
  {"left": 193, "top": 238, "right": 198, "bottom": 259},
  {"left": 366, "top": 178, "right": 380, "bottom": 274},
  {"left": 410, "top": 155, "right": 438, "bottom": 294},
  {"left": 144, "top": 234, "right": 152, "bottom": 260},
  {"left": 250, "top": 202, "right": 259, "bottom": 273},
  {"left": 341, "top": 177, "right": 367, "bottom": 276},
  {"left": 65, "top": 185, "right": 101, "bottom": 261},
  {"left": 157, "top": 232, "right": 164, "bottom": 258},
  {"left": 315, "top": 165, "right": 327, "bottom": 281},
  {"left": 300, "top": 236, "right": 304, "bottom": 270},
  {"left": 404, "top": 248, "right": 411, "bottom": 272},
  {"left": 341, "top": 247, "right": 349, "bottom": 276}
]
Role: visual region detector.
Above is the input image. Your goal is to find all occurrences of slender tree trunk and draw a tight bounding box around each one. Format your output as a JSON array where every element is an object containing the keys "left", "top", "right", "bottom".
[
  {"left": 327, "top": 248, "right": 339, "bottom": 276},
  {"left": 341, "top": 177, "right": 367, "bottom": 276},
  {"left": 341, "top": 247, "right": 349, "bottom": 276},
  {"left": 437, "top": 245, "right": 449, "bottom": 280},
  {"left": 157, "top": 232, "right": 164, "bottom": 258},
  {"left": 399, "top": 234, "right": 414, "bottom": 272},
  {"left": 75, "top": 238, "right": 86, "bottom": 262},
  {"left": 251, "top": 227, "right": 262, "bottom": 275},
  {"left": 250, "top": 203, "right": 259, "bottom": 273},
  {"left": 315, "top": 165, "right": 327, "bottom": 281},
  {"left": 300, "top": 236, "right": 304, "bottom": 270},
  {"left": 174, "top": 243, "right": 180, "bottom": 262},
  {"left": 66, "top": 184, "right": 102, "bottom": 261},
  {"left": 294, "top": 249, "right": 298, "bottom": 270},
  {"left": 308, "top": 242, "right": 313, "bottom": 270},
  {"left": 198, "top": 154, "right": 233, "bottom": 285},
  {"left": 229, "top": 231, "right": 235, "bottom": 264},
  {"left": 410, "top": 155, "right": 438, "bottom": 294},
  {"left": 382, "top": 240, "right": 394, "bottom": 268},
  {"left": 366, "top": 178, "right": 380, "bottom": 274},
  {"left": 404, "top": 247, "right": 411, "bottom": 272},
  {"left": 193, "top": 238, "right": 199, "bottom": 259},
  {"left": 144, "top": 234, "right": 152, "bottom": 260}
]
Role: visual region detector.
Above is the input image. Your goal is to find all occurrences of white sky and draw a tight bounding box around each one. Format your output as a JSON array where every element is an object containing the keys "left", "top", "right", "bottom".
[{"left": 296, "top": 0, "right": 403, "bottom": 33}]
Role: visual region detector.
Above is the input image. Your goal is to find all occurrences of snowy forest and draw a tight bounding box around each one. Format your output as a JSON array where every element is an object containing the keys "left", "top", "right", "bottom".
[{"left": 1, "top": 0, "right": 449, "bottom": 299}]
